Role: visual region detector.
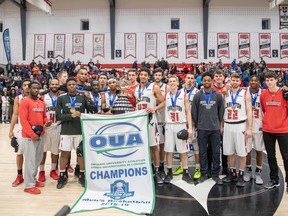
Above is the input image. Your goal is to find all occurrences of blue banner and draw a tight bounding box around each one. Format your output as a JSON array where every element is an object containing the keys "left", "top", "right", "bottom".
[{"left": 3, "top": 28, "right": 11, "bottom": 62}]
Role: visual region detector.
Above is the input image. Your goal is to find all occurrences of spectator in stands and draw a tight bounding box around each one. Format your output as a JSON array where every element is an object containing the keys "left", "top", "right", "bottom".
[
  {"left": 182, "top": 62, "right": 190, "bottom": 74},
  {"left": 284, "top": 70, "right": 288, "bottom": 86},
  {"left": 260, "top": 57, "right": 266, "bottom": 68},
  {"left": 65, "top": 58, "right": 72, "bottom": 73},
  {"left": 159, "top": 57, "right": 169, "bottom": 71},
  {"left": 1, "top": 87, "right": 9, "bottom": 123},
  {"left": 37, "top": 61, "right": 43, "bottom": 70},
  {"left": 242, "top": 68, "right": 250, "bottom": 87},
  {"left": 88, "top": 59, "right": 94, "bottom": 72},
  {"left": 13, "top": 63, "right": 20, "bottom": 75},
  {"left": 170, "top": 63, "right": 177, "bottom": 74},
  {"left": 54, "top": 59, "right": 60, "bottom": 73},
  {"left": 0, "top": 66, "right": 4, "bottom": 76},
  {"left": 30, "top": 59, "right": 36, "bottom": 69},
  {"left": 231, "top": 59, "right": 237, "bottom": 70},
  {"left": 95, "top": 60, "right": 102, "bottom": 71},
  {"left": 132, "top": 60, "right": 138, "bottom": 70},
  {"left": 0, "top": 74, "right": 5, "bottom": 90},
  {"left": 60, "top": 60, "right": 65, "bottom": 71},
  {"left": 6, "top": 60, "right": 13, "bottom": 75},
  {"left": 277, "top": 76, "right": 285, "bottom": 87},
  {"left": 8, "top": 87, "right": 16, "bottom": 121}
]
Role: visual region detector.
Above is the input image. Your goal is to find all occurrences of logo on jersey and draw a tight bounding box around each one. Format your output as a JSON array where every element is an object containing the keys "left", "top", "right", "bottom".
[
  {"left": 89, "top": 122, "right": 144, "bottom": 158},
  {"left": 104, "top": 180, "right": 135, "bottom": 200}
]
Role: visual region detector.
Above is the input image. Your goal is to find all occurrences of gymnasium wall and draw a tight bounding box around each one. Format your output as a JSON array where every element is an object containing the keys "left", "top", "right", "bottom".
[{"left": 0, "top": 0, "right": 287, "bottom": 67}]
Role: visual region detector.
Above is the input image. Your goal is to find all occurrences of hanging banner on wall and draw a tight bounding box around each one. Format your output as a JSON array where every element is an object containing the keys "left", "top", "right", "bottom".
[
  {"left": 259, "top": 33, "right": 271, "bottom": 58},
  {"left": 71, "top": 110, "right": 155, "bottom": 215},
  {"left": 124, "top": 33, "right": 136, "bottom": 59},
  {"left": 238, "top": 33, "right": 250, "bottom": 59},
  {"left": 185, "top": 33, "right": 198, "bottom": 59},
  {"left": 93, "top": 34, "right": 105, "bottom": 58},
  {"left": 72, "top": 34, "right": 84, "bottom": 55},
  {"left": 34, "top": 34, "right": 46, "bottom": 59},
  {"left": 166, "top": 33, "right": 178, "bottom": 58},
  {"left": 279, "top": 5, "right": 288, "bottom": 29},
  {"left": 217, "top": 33, "right": 229, "bottom": 58},
  {"left": 53, "top": 34, "right": 65, "bottom": 59},
  {"left": 280, "top": 33, "right": 288, "bottom": 59},
  {"left": 145, "top": 33, "right": 157, "bottom": 58},
  {"left": 3, "top": 28, "right": 11, "bottom": 62}
]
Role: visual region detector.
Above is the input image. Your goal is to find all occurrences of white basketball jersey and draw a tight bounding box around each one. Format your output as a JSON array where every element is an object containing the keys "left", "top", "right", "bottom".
[
  {"left": 165, "top": 91, "right": 187, "bottom": 124},
  {"left": 134, "top": 83, "right": 157, "bottom": 110},
  {"left": 224, "top": 88, "right": 247, "bottom": 122},
  {"left": 248, "top": 88, "right": 263, "bottom": 133},
  {"left": 89, "top": 92, "right": 102, "bottom": 113},
  {"left": 155, "top": 83, "right": 168, "bottom": 123},
  {"left": 17, "top": 94, "right": 26, "bottom": 131},
  {"left": 103, "top": 92, "right": 118, "bottom": 109},
  {"left": 43, "top": 93, "right": 59, "bottom": 129},
  {"left": 181, "top": 86, "right": 198, "bottom": 106}
]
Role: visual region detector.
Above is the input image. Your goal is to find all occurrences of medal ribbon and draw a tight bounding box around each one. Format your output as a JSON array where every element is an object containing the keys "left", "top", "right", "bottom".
[
  {"left": 48, "top": 92, "right": 58, "bottom": 107},
  {"left": 249, "top": 88, "right": 259, "bottom": 107},
  {"left": 202, "top": 89, "right": 213, "bottom": 105},
  {"left": 108, "top": 92, "right": 117, "bottom": 106},
  {"left": 68, "top": 94, "right": 77, "bottom": 108},
  {"left": 138, "top": 82, "right": 150, "bottom": 99},
  {"left": 170, "top": 91, "right": 180, "bottom": 109},
  {"left": 230, "top": 89, "right": 241, "bottom": 106},
  {"left": 93, "top": 94, "right": 99, "bottom": 108},
  {"left": 76, "top": 84, "right": 85, "bottom": 90},
  {"left": 184, "top": 86, "right": 195, "bottom": 100}
]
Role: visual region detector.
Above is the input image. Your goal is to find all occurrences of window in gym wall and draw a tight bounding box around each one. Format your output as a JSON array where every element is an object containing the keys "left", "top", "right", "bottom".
[
  {"left": 81, "top": 20, "right": 89, "bottom": 31},
  {"left": 0, "top": 22, "right": 3, "bottom": 32},
  {"left": 262, "top": 19, "right": 271, "bottom": 30},
  {"left": 171, "top": 18, "right": 180, "bottom": 30}
]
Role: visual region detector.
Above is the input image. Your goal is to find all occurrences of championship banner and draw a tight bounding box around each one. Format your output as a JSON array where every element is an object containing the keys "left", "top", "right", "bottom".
[
  {"left": 124, "top": 33, "right": 136, "bottom": 59},
  {"left": 217, "top": 33, "right": 229, "bottom": 58},
  {"left": 279, "top": 5, "right": 288, "bottom": 29},
  {"left": 238, "top": 33, "right": 250, "bottom": 59},
  {"left": 166, "top": 33, "right": 178, "bottom": 58},
  {"left": 72, "top": 34, "right": 84, "bottom": 54},
  {"left": 3, "top": 28, "right": 11, "bottom": 62},
  {"left": 34, "top": 34, "right": 46, "bottom": 59},
  {"left": 92, "top": 34, "right": 105, "bottom": 58},
  {"left": 259, "top": 33, "right": 271, "bottom": 58},
  {"left": 145, "top": 33, "right": 157, "bottom": 58},
  {"left": 185, "top": 33, "right": 198, "bottom": 59},
  {"left": 280, "top": 33, "right": 288, "bottom": 59},
  {"left": 53, "top": 34, "right": 65, "bottom": 59},
  {"left": 71, "top": 110, "right": 155, "bottom": 215}
]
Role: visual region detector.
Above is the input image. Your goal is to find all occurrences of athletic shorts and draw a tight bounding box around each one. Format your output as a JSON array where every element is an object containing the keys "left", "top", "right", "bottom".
[
  {"left": 246, "top": 132, "right": 265, "bottom": 152},
  {"left": 148, "top": 114, "right": 159, "bottom": 147},
  {"left": 43, "top": 125, "right": 61, "bottom": 155},
  {"left": 223, "top": 122, "right": 247, "bottom": 157},
  {"left": 17, "top": 130, "right": 24, "bottom": 155},
  {"left": 157, "top": 122, "right": 165, "bottom": 144},
  {"left": 164, "top": 123, "right": 189, "bottom": 154},
  {"left": 59, "top": 135, "right": 82, "bottom": 152}
]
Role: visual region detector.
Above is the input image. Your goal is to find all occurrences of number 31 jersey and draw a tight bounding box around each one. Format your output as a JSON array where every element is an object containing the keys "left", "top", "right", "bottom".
[{"left": 165, "top": 91, "right": 187, "bottom": 124}]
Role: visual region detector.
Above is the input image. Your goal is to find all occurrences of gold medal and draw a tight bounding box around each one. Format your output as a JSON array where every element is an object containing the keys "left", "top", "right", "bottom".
[
  {"left": 252, "top": 106, "right": 256, "bottom": 110},
  {"left": 206, "top": 104, "right": 211, "bottom": 109},
  {"left": 172, "top": 107, "right": 177, "bottom": 112},
  {"left": 231, "top": 105, "right": 236, "bottom": 110},
  {"left": 70, "top": 108, "right": 76, "bottom": 113},
  {"left": 137, "top": 98, "right": 142, "bottom": 102}
]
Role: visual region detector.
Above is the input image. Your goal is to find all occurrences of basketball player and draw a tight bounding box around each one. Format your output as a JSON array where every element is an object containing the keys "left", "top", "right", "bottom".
[
  {"left": 222, "top": 73, "right": 252, "bottom": 187},
  {"left": 261, "top": 71, "right": 288, "bottom": 190},
  {"left": 126, "top": 69, "right": 139, "bottom": 108},
  {"left": 163, "top": 76, "right": 194, "bottom": 184},
  {"left": 134, "top": 67, "right": 165, "bottom": 184},
  {"left": 56, "top": 78, "right": 93, "bottom": 189},
  {"left": 244, "top": 75, "right": 265, "bottom": 185},
  {"left": 99, "top": 73, "right": 108, "bottom": 91},
  {"left": 174, "top": 73, "right": 201, "bottom": 180},
  {"left": 101, "top": 78, "right": 118, "bottom": 114},
  {"left": 89, "top": 80, "right": 102, "bottom": 113},
  {"left": 153, "top": 68, "right": 170, "bottom": 180},
  {"left": 38, "top": 79, "right": 61, "bottom": 182},
  {"left": 19, "top": 82, "right": 52, "bottom": 194},
  {"left": 9, "top": 79, "right": 31, "bottom": 187}
]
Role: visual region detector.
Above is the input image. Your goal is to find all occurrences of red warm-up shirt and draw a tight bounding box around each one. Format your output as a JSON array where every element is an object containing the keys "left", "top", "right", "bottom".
[
  {"left": 126, "top": 83, "right": 139, "bottom": 108},
  {"left": 18, "top": 97, "right": 48, "bottom": 139},
  {"left": 260, "top": 89, "right": 288, "bottom": 133}
]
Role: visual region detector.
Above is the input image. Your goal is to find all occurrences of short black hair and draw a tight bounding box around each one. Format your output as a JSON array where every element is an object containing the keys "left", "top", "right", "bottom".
[
  {"left": 28, "top": 81, "right": 40, "bottom": 88},
  {"left": 139, "top": 67, "right": 150, "bottom": 75},
  {"left": 66, "top": 77, "right": 77, "bottom": 85},
  {"left": 250, "top": 75, "right": 260, "bottom": 81},
  {"left": 21, "top": 78, "right": 31, "bottom": 86},
  {"left": 202, "top": 72, "right": 213, "bottom": 80},
  {"left": 153, "top": 68, "right": 163, "bottom": 76}
]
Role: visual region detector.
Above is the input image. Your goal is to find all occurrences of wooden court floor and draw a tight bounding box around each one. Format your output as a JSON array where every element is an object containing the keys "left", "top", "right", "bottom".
[{"left": 0, "top": 123, "right": 287, "bottom": 216}]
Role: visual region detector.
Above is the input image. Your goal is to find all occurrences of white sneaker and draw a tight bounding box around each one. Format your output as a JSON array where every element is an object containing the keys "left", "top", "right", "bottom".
[
  {"left": 255, "top": 172, "right": 263, "bottom": 185},
  {"left": 244, "top": 171, "right": 253, "bottom": 182}
]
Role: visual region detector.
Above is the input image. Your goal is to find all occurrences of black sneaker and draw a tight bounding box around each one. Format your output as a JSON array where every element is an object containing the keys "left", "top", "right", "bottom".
[
  {"left": 223, "top": 171, "right": 237, "bottom": 183},
  {"left": 182, "top": 173, "right": 194, "bottom": 184},
  {"left": 197, "top": 175, "right": 208, "bottom": 183},
  {"left": 74, "top": 164, "right": 80, "bottom": 177},
  {"left": 154, "top": 171, "right": 164, "bottom": 184},
  {"left": 159, "top": 169, "right": 166, "bottom": 181},
  {"left": 264, "top": 180, "right": 280, "bottom": 189},
  {"left": 164, "top": 172, "right": 173, "bottom": 184},
  {"left": 57, "top": 176, "right": 67, "bottom": 189},
  {"left": 212, "top": 176, "right": 223, "bottom": 185},
  {"left": 236, "top": 177, "right": 245, "bottom": 187},
  {"left": 78, "top": 175, "right": 85, "bottom": 187}
]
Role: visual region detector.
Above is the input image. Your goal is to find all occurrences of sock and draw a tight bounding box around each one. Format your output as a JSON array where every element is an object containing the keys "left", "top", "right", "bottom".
[
  {"left": 238, "top": 169, "right": 244, "bottom": 177},
  {"left": 59, "top": 170, "right": 66, "bottom": 178},
  {"left": 232, "top": 168, "right": 237, "bottom": 173},
  {"left": 167, "top": 168, "right": 172, "bottom": 174},
  {"left": 17, "top": 169, "right": 23, "bottom": 175},
  {"left": 159, "top": 162, "right": 164, "bottom": 171},
  {"left": 246, "top": 165, "right": 252, "bottom": 171},
  {"left": 51, "top": 163, "right": 56, "bottom": 171},
  {"left": 195, "top": 164, "right": 200, "bottom": 169},
  {"left": 183, "top": 169, "right": 189, "bottom": 174},
  {"left": 39, "top": 165, "right": 45, "bottom": 172},
  {"left": 154, "top": 167, "right": 159, "bottom": 172},
  {"left": 79, "top": 171, "right": 85, "bottom": 178},
  {"left": 255, "top": 166, "right": 262, "bottom": 173}
]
